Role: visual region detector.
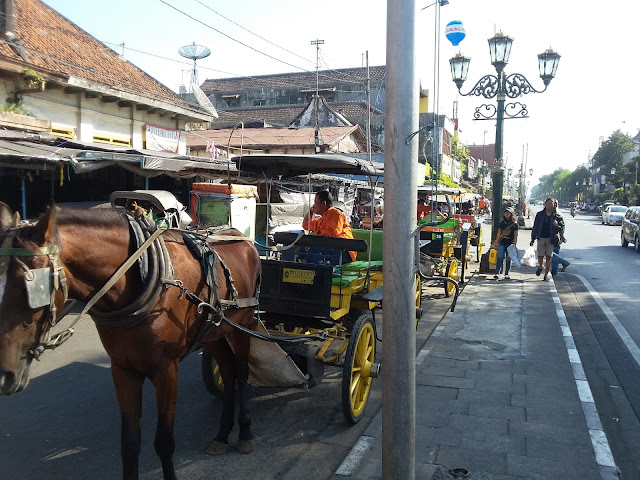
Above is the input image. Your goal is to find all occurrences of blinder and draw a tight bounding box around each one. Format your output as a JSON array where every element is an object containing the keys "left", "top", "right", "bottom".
[{"left": 24, "top": 267, "right": 54, "bottom": 309}]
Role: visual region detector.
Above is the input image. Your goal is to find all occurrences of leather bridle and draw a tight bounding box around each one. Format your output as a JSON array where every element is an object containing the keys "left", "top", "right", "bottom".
[{"left": 0, "top": 230, "right": 69, "bottom": 360}]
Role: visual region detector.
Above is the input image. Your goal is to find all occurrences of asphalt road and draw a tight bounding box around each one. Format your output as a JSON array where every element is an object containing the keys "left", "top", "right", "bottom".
[
  {"left": 1, "top": 275, "right": 459, "bottom": 479},
  {"left": 553, "top": 209, "right": 640, "bottom": 479}
]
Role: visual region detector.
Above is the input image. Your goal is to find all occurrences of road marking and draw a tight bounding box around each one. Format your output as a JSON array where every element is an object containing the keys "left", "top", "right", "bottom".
[
  {"left": 574, "top": 274, "right": 640, "bottom": 369},
  {"left": 549, "top": 280, "right": 618, "bottom": 474},
  {"left": 335, "top": 435, "right": 376, "bottom": 476}
]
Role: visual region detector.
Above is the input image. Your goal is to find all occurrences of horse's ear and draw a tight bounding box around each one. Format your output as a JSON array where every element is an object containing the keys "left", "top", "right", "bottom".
[
  {"left": 0, "top": 202, "right": 13, "bottom": 230},
  {"left": 34, "top": 203, "right": 57, "bottom": 241}
]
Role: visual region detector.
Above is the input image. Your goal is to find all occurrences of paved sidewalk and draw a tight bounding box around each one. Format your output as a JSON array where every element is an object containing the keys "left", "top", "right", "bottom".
[{"left": 333, "top": 241, "right": 621, "bottom": 479}]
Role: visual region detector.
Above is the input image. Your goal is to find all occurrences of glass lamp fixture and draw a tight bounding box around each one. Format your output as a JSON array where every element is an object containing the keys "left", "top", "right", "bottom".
[
  {"left": 449, "top": 52, "right": 471, "bottom": 90},
  {"left": 538, "top": 48, "right": 561, "bottom": 86},
  {"left": 488, "top": 32, "right": 513, "bottom": 72}
]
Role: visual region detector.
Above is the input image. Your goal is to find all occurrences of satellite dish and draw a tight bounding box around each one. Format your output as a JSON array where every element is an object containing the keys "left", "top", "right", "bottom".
[{"left": 178, "top": 42, "right": 217, "bottom": 117}]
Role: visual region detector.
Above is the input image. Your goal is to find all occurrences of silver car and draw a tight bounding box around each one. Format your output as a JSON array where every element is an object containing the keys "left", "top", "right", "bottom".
[
  {"left": 602, "top": 205, "right": 628, "bottom": 225},
  {"left": 621, "top": 206, "right": 640, "bottom": 252}
]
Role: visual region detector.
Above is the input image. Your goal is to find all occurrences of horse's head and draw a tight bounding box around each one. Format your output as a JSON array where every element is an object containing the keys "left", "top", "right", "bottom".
[{"left": 0, "top": 203, "right": 67, "bottom": 395}]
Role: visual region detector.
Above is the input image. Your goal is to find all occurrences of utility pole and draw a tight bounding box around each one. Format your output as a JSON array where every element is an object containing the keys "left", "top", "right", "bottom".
[
  {"left": 384, "top": 1, "right": 418, "bottom": 478},
  {"left": 311, "top": 39, "right": 324, "bottom": 153}
]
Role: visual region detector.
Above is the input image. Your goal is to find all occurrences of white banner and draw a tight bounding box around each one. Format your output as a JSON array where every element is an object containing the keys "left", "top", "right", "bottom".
[{"left": 144, "top": 124, "right": 180, "bottom": 153}]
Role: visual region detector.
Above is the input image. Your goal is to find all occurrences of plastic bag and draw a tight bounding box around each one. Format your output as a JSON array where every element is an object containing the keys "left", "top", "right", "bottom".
[
  {"left": 507, "top": 244, "right": 522, "bottom": 268},
  {"left": 521, "top": 246, "right": 537, "bottom": 267}
]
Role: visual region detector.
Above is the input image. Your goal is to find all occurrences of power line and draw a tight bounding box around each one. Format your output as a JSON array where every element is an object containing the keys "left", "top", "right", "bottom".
[
  {"left": 192, "top": 0, "right": 315, "bottom": 66},
  {"left": 158, "top": 0, "right": 311, "bottom": 74}
]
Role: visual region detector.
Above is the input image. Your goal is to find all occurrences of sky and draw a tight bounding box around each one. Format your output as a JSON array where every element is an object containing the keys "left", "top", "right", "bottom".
[{"left": 42, "top": 0, "right": 640, "bottom": 187}]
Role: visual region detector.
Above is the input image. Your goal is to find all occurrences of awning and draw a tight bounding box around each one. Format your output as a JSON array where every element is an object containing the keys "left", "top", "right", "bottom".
[
  {"left": 0, "top": 131, "right": 237, "bottom": 178},
  {"left": 232, "top": 153, "right": 383, "bottom": 178}
]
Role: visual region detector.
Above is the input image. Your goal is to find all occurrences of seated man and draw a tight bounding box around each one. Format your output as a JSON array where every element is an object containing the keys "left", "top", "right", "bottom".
[
  {"left": 301, "top": 190, "right": 357, "bottom": 265},
  {"left": 417, "top": 198, "right": 431, "bottom": 221}
]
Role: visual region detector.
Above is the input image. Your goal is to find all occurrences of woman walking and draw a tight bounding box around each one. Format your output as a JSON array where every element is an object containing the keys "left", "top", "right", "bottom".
[{"left": 492, "top": 206, "right": 519, "bottom": 280}]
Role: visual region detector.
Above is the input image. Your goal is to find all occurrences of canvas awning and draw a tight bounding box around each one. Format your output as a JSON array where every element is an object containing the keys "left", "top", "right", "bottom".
[
  {"left": 0, "top": 131, "right": 236, "bottom": 178},
  {"left": 232, "top": 153, "right": 383, "bottom": 178}
]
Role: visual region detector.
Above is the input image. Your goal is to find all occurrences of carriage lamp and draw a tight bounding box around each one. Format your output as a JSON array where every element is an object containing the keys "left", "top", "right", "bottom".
[{"left": 449, "top": 31, "right": 560, "bottom": 239}]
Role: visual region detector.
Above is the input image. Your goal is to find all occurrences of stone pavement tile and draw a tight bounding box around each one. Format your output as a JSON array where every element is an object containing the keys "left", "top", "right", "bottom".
[
  {"left": 507, "top": 453, "right": 601, "bottom": 480},
  {"left": 448, "top": 413, "right": 508, "bottom": 435},
  {"left": 418, "top": 365, "right": 468, "bottom": 378},
  {"left": 414, "top": 436, "right": 438, "bottom": 463},
  {"left": 416, "top": 373, "right": 475, "bottom": 390},
  {"left": 416, "top": 425, "right": 463, "bottom": 448},
  {"left": 508, "top": 420, "right": 593, "bottom": 446},
  {"left": 522, "top": 359, "right": 573, "bottom": 376},
  {"left": 511, "top": 390, "right": 581, "bottom": 410},
  {"left": 525, "top": 436, "right": 600, "bottom": 466},
  {"left": 456, "top": 388, "right": 511, "bottom": 406},
  {"left": 525, "top": 404, "right": 587, "bottom": 428},
  {"left": 415, "top": 463, "right": 440, "bottom": 479},
  {"left": 478, "top": 359, "right": 527, "bottom": 375},
  {"left": 468, "top": 403, "right": 526, "bottom": 422},
  {"left": 416, "top": 405, "right": 457, "bottom": 427},
  {"left": 512, "top": 372, "right": 578, "bottom": 392},
  {"left": 465, "top": 370, "right": 512, "bottom": 384},
  {"left": 416, "top": 384, "right": 459, "bottom": 402},
  {"left": 461, "top": 430, "right": 526, "bottom": 455},
  {"left": 471, "top": 375, "right": 525, "bottom": 396},
  {"left": 436, "top": 445, "right": 507, "bottom": 475}
]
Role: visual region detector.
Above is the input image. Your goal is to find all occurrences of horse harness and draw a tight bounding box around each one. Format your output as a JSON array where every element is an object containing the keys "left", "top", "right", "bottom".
[{"left": 1, "top": 213, "right": 319, "bottom": 362}]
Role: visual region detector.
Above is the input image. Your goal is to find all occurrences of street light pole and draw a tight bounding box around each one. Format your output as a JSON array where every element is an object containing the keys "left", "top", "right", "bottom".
[{"left": 449, "top": 33, "right": 560, "bottom": 239}]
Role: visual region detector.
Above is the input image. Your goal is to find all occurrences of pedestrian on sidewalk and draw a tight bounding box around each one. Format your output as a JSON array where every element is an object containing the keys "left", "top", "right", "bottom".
[
  {"left": 530, "top": 198, "right": 561, "bottom": 281},
  {"left": 492, "top": 206, "right": 518, "bottom": 280},
  {"left": 550, "top": 198, "right": 570, "bottom": 276}
]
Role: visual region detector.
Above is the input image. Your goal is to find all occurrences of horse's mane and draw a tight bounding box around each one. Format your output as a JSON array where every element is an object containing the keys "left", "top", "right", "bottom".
[{"left": 55, "top": 207, "right": 129, "bottom": 228}]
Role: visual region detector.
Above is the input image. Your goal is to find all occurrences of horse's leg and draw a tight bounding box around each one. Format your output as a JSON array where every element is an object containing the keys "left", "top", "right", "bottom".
[
  {"left": 234, "top": 328, "right": 254, "bottom": 454},
  {"left": 206, "top": 339, "right": 236, "bottom": 455},
  {"left": 151, "top": 362, "right": 179, "bottom": 480},
  {"left": 111, "top": 364, "right": 144, "bottom": 480}
]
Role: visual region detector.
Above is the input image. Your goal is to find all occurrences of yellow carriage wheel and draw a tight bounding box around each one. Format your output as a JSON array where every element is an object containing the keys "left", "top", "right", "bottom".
[
  {"left": 201, "top": 349, "right": 224, "bottom": 396},
  {"left": 444, "top": 257, "right": 459, "bottom": 298},
  {"left": 342, "top": 314, "right": 376, "bottom": 424}
]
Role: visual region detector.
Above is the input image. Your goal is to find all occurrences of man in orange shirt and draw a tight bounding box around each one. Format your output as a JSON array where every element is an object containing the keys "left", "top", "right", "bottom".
[
  {"left": 302, "top": 190, "right": 356, "bottom": 264},
  {"left": 417, "top": 198, "right": 431, "bottom": 221}
]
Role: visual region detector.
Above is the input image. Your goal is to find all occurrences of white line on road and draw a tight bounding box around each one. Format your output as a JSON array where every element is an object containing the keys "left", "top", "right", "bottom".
[
  {"left": 549, "top": 280, "right": 618, "bottom": 475},
  {"left": 335, "top": 435, "right": 376, "bottom": 476},
  {"left": 574, "top": 274, "right": 640, "bottom": 369}
]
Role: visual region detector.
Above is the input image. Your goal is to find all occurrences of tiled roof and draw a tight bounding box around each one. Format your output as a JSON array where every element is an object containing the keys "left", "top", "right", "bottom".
[
  {"left": 187, "top": 126, "right": 364, "bottom": 150},
  {"left": 201, "top": 66, "right": 386, "bottom": 93},
  {"left": 205, "top": 101, "right": 383, "bottom": 130},
  {"left": 0, "top": 0, "right": 199, "bottom": 112}
]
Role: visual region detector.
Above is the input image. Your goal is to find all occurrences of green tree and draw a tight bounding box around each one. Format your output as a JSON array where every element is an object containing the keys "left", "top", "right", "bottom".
[{"left": 592, "top": 130, "right": 635, "bottom": 188}]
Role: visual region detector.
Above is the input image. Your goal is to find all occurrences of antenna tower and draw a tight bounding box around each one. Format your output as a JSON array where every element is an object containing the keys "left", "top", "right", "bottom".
[
  {"left": 178, "top": 41, "right": 211, "bottom": 92},
  {"left": 178, "top": 41, "right": 218, "bottom": 118}
]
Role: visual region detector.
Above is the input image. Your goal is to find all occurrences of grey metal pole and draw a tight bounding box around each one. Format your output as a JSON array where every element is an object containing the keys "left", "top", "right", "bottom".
[{"left": 383, "top": 1, "right": 419, "bottom": 478}]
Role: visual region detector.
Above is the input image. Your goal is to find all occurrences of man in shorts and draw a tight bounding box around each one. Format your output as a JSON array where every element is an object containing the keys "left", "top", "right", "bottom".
[{"left": 529, "top": 197, "right": 561, "bottom": 281}]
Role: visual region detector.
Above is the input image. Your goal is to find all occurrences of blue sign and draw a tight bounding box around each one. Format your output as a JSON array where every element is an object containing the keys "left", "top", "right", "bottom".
[{"left": 445, "top": 20, "right": 466, "bottom": 46}]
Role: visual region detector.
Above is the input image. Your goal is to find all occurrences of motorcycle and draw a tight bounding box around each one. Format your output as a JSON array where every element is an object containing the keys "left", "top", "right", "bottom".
[{"left": 570, "top": 207, "right": 576, "bottom": 217}]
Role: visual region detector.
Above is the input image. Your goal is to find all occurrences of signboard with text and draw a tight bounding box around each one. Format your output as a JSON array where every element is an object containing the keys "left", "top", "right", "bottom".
[{"left": 144, "top": 123, "right": 180, "bottom": 152}]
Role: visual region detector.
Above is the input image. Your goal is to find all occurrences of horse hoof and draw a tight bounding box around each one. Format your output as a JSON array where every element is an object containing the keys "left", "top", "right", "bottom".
[
  {"left": 236, "top": 439, "right": 254, "bottom": 454},
  {"left": 206, "top": 441, "right": 228, "bottom": 455}
]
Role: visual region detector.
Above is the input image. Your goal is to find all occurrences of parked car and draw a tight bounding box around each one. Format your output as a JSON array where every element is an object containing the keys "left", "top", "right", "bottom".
[
  {"left": 621, "top": 206, "right": 640, "bottom": 252},
  {"left": 602, "top": 205, "right": 628, "bottom": 225},
  {"left": 598, "top": 201, "right": 615, "bottom": 217}
]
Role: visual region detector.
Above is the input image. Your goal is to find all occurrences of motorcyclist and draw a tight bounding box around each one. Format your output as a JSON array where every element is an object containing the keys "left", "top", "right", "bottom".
[{"left": 570, "top": 203, "right": 576, "bottom": 217}]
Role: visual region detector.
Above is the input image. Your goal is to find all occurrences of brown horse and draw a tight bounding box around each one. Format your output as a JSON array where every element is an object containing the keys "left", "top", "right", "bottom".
[{"left": 0, "top": 202, "right": 261, "bottom": 480}]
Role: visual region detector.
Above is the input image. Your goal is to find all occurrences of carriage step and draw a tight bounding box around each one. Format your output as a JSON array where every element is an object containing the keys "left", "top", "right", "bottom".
[{"left": 360, "top": 285, "right": 383, "bottom": 303}]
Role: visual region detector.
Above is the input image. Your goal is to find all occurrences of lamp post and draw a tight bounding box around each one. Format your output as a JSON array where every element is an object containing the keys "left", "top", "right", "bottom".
[{"left": 449, "top": 32, "right": 560, "bottom": 238}]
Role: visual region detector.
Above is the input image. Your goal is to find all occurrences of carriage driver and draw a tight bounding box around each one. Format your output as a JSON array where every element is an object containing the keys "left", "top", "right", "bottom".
[{"left": 302, "top": 190, "right": 357, "bottom": 265}]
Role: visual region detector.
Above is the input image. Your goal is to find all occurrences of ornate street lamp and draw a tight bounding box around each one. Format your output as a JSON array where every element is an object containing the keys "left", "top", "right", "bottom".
[{"left": 449, "top": 32, "right": 560, "bottom": 238}]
